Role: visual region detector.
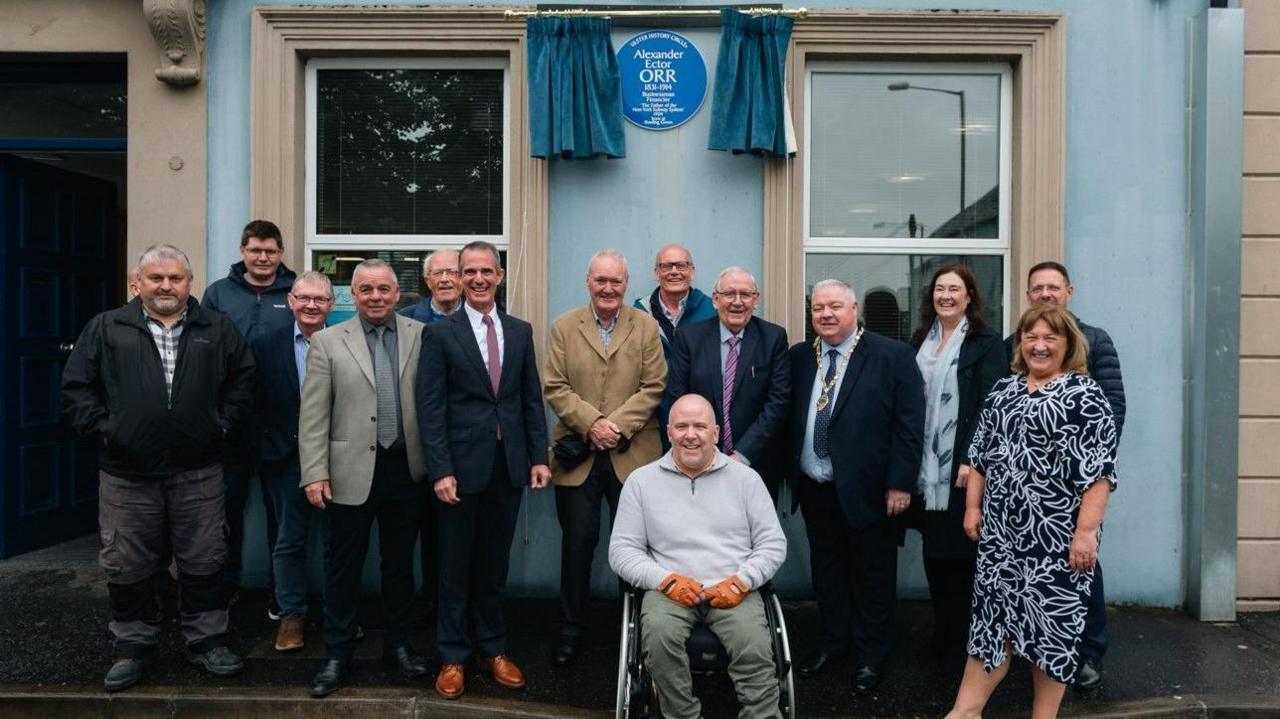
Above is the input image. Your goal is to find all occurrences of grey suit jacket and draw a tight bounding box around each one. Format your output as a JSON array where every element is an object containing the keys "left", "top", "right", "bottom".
[{"left": 299, "top": 314, "right": 427, "bottom": 505}]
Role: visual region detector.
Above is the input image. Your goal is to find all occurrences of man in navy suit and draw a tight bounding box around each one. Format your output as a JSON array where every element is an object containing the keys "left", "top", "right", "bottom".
[
  {"left": 416, "top": 240, "right": 551, "bottom": 700},
  {"left": 248, "top": 271, "right": 334, "bottom": 653},
  {"left": 665, "top": 267, "right": 790, "bottom": 497},
  {"left": 788, "top": 279, "right": 925, "bottom": 694}
]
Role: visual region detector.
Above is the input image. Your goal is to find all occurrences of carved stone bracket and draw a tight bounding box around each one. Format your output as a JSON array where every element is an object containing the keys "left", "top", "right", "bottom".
[{"left": 143, "top": 0, "right": 207, "bottom": 87}]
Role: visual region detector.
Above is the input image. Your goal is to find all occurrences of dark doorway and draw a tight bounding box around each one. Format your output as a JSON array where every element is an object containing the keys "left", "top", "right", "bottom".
[{"left": 0, "top": 55, "right": 126, "bottom": 558}]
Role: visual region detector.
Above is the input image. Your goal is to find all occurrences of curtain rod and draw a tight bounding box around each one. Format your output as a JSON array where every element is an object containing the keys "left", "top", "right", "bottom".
[{"left": 504, "top": 7, "right": 808, "bottom": 20}]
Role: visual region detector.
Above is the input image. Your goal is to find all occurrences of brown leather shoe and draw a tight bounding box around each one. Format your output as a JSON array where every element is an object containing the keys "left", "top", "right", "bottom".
[
  {"left": 477, "top": 654, "right": 526, "bottom": 689},
  {"left": 274, "top": 615, "right": 305, "bottom": 652},
  {"left": 435, "top": 663, "right": 465, "bottom": 700}
]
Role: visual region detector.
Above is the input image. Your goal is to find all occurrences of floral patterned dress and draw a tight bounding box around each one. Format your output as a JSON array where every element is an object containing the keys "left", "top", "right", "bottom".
[{"left": 965, "top": 372, "right": 1118, "bottom": 683}]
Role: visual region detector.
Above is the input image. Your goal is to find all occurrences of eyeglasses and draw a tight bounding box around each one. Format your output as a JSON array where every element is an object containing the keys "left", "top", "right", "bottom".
[
  {"left": 714, "top": 290, "right": 759, "bottom": 302},
  {"left": 290, "top": 294, "right": 332, "bottom": 306},
  {"left": 245, "top": 248, "right": 281, "bottom": 257},
  {"left": 656, "top": 261, "right": 693, "bottom": 272},
  {"left": 428, "top": 268, "right": 461, "bottom": 279}
]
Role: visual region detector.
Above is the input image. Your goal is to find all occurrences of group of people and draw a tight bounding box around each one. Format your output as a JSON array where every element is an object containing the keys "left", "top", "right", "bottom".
[{"left": 61, "top": 221, "right": 1124, "bottom": 718}]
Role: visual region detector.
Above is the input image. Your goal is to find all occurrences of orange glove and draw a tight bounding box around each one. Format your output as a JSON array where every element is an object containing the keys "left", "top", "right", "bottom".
[
  {"left": 703, "top": 575, "right": 749, "bottom": 609},
  {"left": 660, "top": 573, "right": 704, "bottom": 607}
]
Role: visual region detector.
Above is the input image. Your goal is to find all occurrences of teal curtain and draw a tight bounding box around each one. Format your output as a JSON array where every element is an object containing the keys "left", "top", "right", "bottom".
[
  {"left": 707, "top": 9, "right": 795, "bottom": 157},
  {"left": 527, "top": 17, "right": 626, "bottom": 159}
]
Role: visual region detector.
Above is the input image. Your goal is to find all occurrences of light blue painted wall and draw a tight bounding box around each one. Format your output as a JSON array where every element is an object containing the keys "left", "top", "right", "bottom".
[{"left": 209, "top": 0, "right": 1203, "bottom": 606}]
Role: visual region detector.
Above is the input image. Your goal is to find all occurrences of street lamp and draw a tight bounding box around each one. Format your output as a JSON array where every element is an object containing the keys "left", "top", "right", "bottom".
[{"left": 888, "top": 81, "right": 967, "bottom": 226}]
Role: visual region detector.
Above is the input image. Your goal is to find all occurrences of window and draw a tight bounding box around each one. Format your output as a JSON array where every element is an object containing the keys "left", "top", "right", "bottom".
[
  {"left": 803, "top": 62, "right": 1012, "bottom": 343},
  {"left": 304, "top": 57, "right": 511, "bottom": 320}
]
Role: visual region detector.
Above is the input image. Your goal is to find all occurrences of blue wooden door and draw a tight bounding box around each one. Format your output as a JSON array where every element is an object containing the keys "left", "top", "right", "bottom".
[{"left": 0, "top": 154, "right": 121, "bottom": 557}]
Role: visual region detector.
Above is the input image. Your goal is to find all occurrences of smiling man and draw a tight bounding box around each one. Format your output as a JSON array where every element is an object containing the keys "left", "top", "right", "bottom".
[
  {"left": 633, "top": 244, "right": 717, "bottom": 360},
  {"left": 665, "top": 267, "right": 790, "bottom": 497},
  {"left": 62, "top": 244, "right": 255, "bottom": 692},
  {"left": 401, "top": 249, "right": 462, "bottom": 324},
  {"left": 416, "top": 240, "right": 550, "bottom": 700},
  {"left": 787, "top": 279, "right": 925, "bottom": 695},
  {"left": 298, "top": 259, "right": 429, "bottom": 697},
  {"left": 609, "top": 394, "right": 786, "bottom": 719},
  {"left": 544, "top": 250, "right": 667, "bottom": 667}
]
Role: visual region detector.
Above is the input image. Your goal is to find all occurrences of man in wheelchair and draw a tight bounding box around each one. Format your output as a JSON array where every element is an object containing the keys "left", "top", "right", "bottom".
[{"left": 609, "top": 394, "right": 787, "bottom": 719}]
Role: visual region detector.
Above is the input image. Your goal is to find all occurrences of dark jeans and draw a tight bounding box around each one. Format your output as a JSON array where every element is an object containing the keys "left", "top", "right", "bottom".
[
  {"left": 98, "top": 464, "right": 229, "bottom": 656},
  {"left": 322, "top": 449, "right": 423, "bottom": 660},
  {"left": 555, "top": 453, "right": 623, "bottom": 638},
  {"left": 263, "top": 458, "right": 326, "bottom": 618},
  {"left": 437, "top": 444, "right": 523, "bottom": 664},
  {"left": 223, "top": 441, "right": 277, "bottom": 594},
  {"left": 1079, "top": 559, "right": 1110, "bottom": 660},
  {"left": 797, "top": 475, "right": 899, "bottom": 668}
]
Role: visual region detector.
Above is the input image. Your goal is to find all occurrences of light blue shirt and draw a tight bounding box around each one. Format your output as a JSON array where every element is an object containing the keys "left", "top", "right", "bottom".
[
  {"left": 293, "top": 322, "right": 310, "bottom": 389},
  {"left": 800, "top": 332, "right": 858, "bottom": 483},
  {"left": 718, "top": 322, "right": 744, "bottom": 376}
]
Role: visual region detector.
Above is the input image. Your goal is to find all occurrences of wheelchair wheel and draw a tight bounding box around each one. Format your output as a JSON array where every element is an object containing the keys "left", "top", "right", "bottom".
[{"left": 767, "top": 592, "right": 797, "bottom": 719}]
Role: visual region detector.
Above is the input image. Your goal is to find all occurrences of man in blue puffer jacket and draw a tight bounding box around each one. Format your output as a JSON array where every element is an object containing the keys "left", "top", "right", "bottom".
[
  {"left": 202, "top": 220, "right": 297, "bottom": 610},
  {"left": 1004, "top": 260, "right": 1125, "bottom": 692}
]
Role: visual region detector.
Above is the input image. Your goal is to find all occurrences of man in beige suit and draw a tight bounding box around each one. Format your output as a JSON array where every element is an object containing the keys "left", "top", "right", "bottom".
[
  {"left": 544, "top": 250, "right": 667, "bottom": 667},
  {"left": 298, "top": 259, "right": 429, "bottom": 697}
]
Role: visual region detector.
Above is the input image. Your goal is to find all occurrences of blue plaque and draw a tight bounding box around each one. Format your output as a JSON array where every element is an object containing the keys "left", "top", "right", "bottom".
[{"left": 617, "top": 30, "right": 707, "bottom": 131}]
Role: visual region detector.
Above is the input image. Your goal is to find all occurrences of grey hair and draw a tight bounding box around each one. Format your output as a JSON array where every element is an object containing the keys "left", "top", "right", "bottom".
[
  {"left": 811, "top": 278, "right": 858, "bottom": 304},
  {"left": 587, "top": 249, "right": 629, "bottom": 279},
  {"left": 351, "top": 258, "right": 398, "bottom": 288},
  {"left": 714, "top": 266, "right": 758, "bottom": 293},
  {"left": 137, "top": 244, "right": 193, "bottom": 278},
  {"left": 653, "top": 243, "right": 693, "bottom": 267},
  {"left": 423, "top": 248, "right": 460, "bottom": 274},
  {"left": 292, "top": 271, "right": 333, "bottom": 296}
]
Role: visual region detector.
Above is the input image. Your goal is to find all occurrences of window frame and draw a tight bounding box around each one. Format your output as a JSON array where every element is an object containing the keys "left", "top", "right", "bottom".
[
  {"left": 802, "top": 60, "right": 1014, "bottom": 332},
  {"left": 303, "top": 56, "right": 512, "bottom": 250},
  {"left": 758, "top": 11, "right": 1066, "bottom": 343}
]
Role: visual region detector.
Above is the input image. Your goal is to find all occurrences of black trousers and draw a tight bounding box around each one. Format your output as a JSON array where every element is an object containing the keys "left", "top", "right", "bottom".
[
  {"left": 322, "top": 448, "right": 423, "bottom": 661},
  {"left": 555, "top": 453, "right": 622, "bottom": 638},
  {"left": 436, "top": 443, "right": 522, "bottom": 664},
  {"left": 418, "top": 490, "right": 439, "bottom": 606},
  {"left": 923, "top": 557, "right": 976, "bottom": 652},
  {"left": 797, "top": 475, "right": 899, "bottom": 668}
]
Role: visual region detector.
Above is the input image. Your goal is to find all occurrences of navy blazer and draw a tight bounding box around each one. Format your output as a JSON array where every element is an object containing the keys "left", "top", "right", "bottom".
[
  {"left": 248, "top": 323, "right": 303, "bottom": 466},
  {"left": 416, "top": 307, "right": 549, "bottom": 494},
  {"left": 666, "top": 316, "right": 791, "bottom": 482},
  {"left": 787, "top": 331, "right": 926, "bottom": 529}
]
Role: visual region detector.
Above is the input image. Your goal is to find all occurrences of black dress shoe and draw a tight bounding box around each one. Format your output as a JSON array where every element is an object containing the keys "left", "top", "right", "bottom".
[
  {"left": 852, "top": 665, "right": 882, "bottom": 694},
  {"left": 552, "top": 635, "right": 581, "bottom": 668},
  {"left": 103, "top": 656, "right": 148, "bottom": 693},
  {"left": 383, "top": 644, "right": 429, "bottom": 678},
  {"left": 798, "top": 649, "right": 847, "bottom": 678},
  {"left": 311, "top": 658, "right": 349, "bottom": 698},
  {"left": 1074, "top": 657, "right": 1103, "bottom": 690}
]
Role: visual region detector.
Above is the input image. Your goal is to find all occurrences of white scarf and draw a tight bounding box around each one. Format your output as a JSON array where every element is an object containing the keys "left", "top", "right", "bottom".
[{"left": 916, "top": 318, "right": 968, "bottom": 510}]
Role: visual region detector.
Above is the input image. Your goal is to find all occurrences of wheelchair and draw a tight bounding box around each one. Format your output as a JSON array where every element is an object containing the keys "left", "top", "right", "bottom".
[{"left": 614, "top": 584, "right": 796, "bottom": 718}]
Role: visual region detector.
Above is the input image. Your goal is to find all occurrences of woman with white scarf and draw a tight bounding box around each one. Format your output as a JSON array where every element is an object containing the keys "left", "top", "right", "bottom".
[{"left": 905, "top": 264, "right": 1006, "bottom": 662}]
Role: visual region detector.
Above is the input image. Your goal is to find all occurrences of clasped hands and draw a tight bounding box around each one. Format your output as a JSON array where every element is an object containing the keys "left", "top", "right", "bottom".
[
  {"left": 588, "top": 417, "right": 623, "bottom": 452},
  {"left": 660, "top": 573, "right": 749, "bottom": 609}
]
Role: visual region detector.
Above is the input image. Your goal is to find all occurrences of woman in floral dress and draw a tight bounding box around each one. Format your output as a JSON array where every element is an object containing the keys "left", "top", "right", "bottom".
[{"left": 945, "top": 304, "right": 1118, "bottom": 719}]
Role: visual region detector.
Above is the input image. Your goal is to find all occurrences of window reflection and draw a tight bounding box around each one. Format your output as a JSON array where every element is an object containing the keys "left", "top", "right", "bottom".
[
  {"left": 316, "top": 69, "right": 504, "bottom": 237},
  {"left": 809, "top": 72, "right": 1001, "bottom": 240}
]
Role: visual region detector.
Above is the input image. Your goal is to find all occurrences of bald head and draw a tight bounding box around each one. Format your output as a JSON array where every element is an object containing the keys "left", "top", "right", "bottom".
[
  {"left": 667, "top": 394, "right": 720, "bottom": 476},
  {"left": 670, "top": 393, "right": 715, "bottom": 423}
]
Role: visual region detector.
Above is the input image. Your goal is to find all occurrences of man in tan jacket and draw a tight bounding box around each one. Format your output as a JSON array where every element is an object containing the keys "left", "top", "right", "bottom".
[{"left": 544, "top": 250, "right": 666, "bottom": 667}]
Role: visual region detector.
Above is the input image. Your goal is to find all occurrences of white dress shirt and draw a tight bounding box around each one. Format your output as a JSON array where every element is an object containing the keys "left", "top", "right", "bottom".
[{"left": 463, "top": 301, "right": 505, "bottom": 371}]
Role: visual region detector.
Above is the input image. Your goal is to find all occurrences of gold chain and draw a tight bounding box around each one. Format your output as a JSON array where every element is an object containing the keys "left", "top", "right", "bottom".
[{"left": 814, "top": 328, "right": 863, "bottom": 412}]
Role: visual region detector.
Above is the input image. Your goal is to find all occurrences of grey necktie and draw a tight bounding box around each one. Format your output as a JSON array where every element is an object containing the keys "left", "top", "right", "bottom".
[{"left": 373, "top": 325, "right": 396, "bottom": 449}]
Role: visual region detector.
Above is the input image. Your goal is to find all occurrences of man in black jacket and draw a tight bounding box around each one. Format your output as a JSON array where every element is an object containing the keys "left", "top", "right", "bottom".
[
  {"left": 203, "top": 219, "right": 297, "bottom": 608},
  {"left": 248, "top": 271, "right": 334, "bottom": 653},
  {"left": 665, "top": 266, "right": 790, "bottom": 497},
  {"left": 62, "top": 244, "right": 255, "bottom": 692},
  {"left": 1006, "top": 260, "right": 1126, "bottom": 690}
]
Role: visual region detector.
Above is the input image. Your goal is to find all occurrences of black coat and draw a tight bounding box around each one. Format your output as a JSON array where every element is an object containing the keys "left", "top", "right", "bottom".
[
  {"left": 787, "top": 331, "right": 926, "bottom": 529},
  {"left": 415, "top": 308, "right": 549, "bottom": 494},
  {"left": 61, "top": 297, "right": 255, "bottom": 479},
  {"left": 666, "top": 316, "right": 791, "bottom": 488},
  {"left": 248, "top": 323, "right": 304, "bottom": 466},
  {"left": 907, "top": 327, "right": 1007, "bottom": 560}
]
